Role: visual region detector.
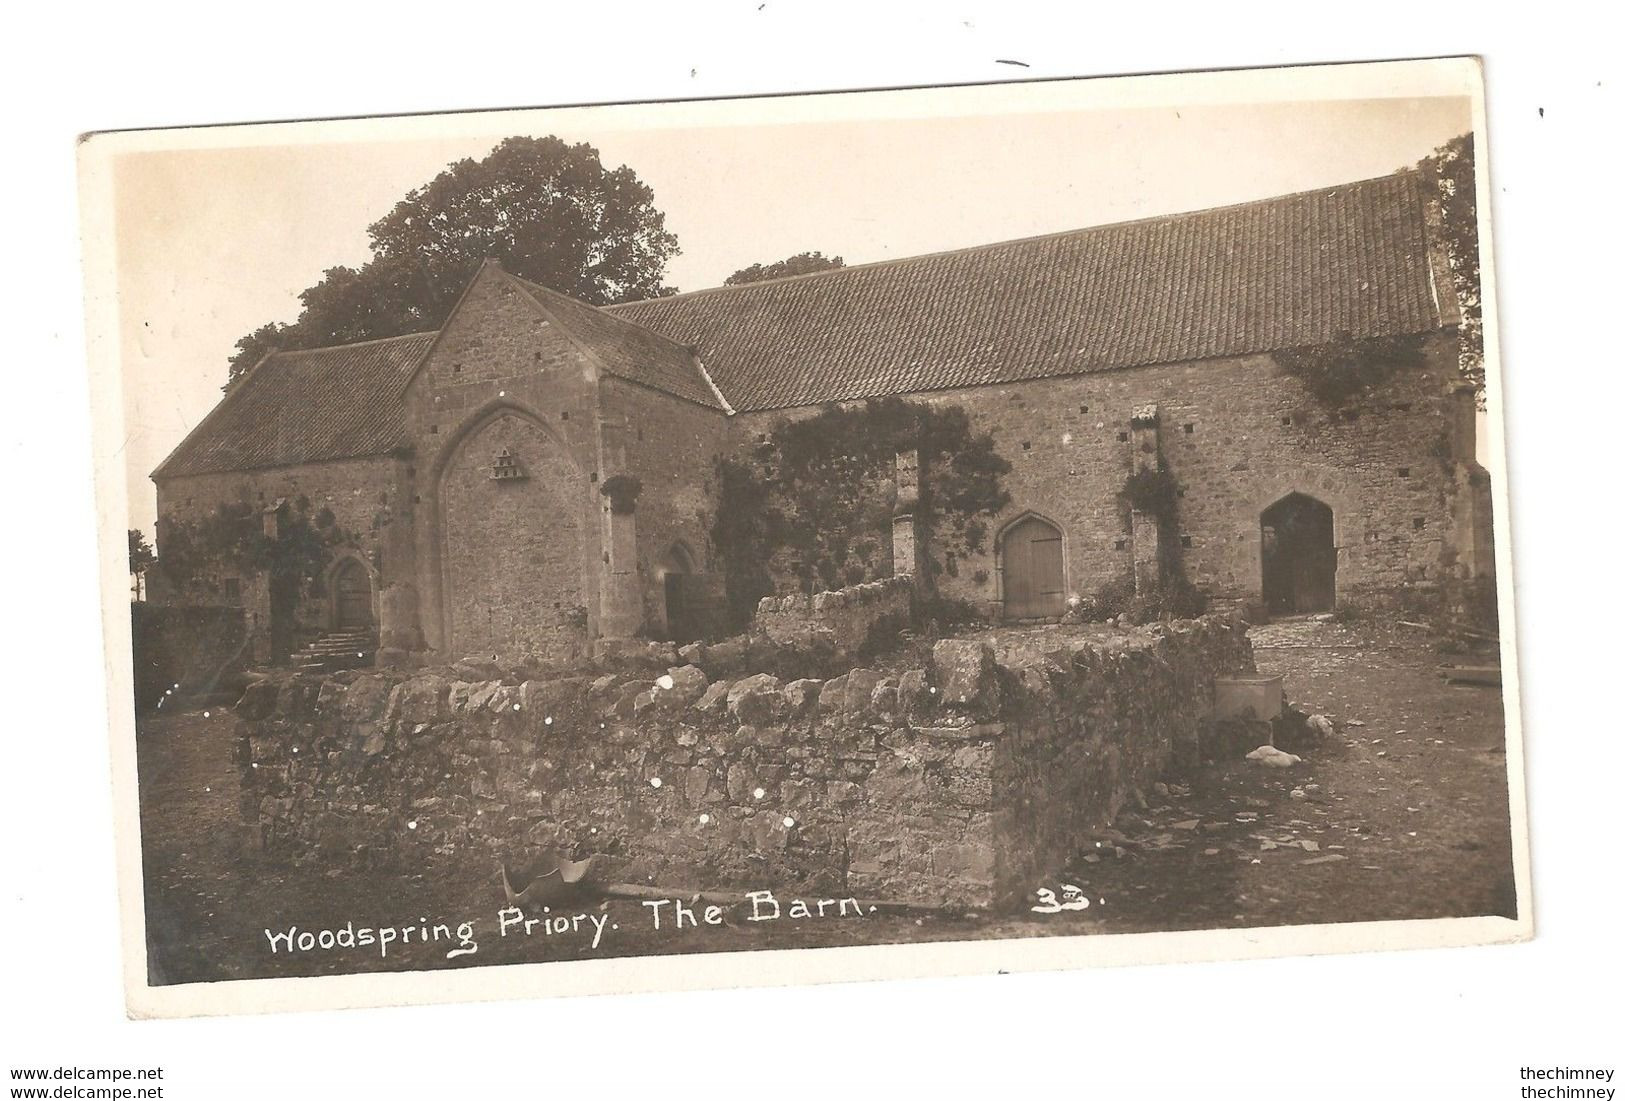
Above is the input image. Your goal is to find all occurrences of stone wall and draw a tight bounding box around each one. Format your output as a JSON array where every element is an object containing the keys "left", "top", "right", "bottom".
[
  {"left": 731, "top": 330, "right": 1481, "bottom": 617},
  {"left": 153, "top": 455, "right": 406, "bottom": 660},
  {"left": 404, "top": 266, "right": 603, "bottom": 657},
  {"left": 599, "top": 377, "right": 730, "bottom": 639},
  {"left": 238, "top": 614, "right": 1253, "bottom": 908},
  {"left": 752, "top": 575, "right": 913, "bottom": 666}
]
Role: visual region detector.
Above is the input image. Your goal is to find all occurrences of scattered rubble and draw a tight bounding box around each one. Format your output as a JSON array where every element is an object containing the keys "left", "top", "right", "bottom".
[{"left": 1246, "top": 745, "right": 1302, "bottom": 768}]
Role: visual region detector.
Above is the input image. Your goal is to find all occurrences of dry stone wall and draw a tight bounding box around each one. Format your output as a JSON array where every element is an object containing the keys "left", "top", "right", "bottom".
[
  {"left": 751, "top": 575, "right": 913, "bottom": 666},
  {"left": 239, "top": 614, "right": 1253, "bottom": 908}
]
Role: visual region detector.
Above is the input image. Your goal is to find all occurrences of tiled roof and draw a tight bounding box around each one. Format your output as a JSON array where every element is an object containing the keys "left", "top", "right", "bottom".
[
  {"left": 506, "top": 273, "right": 725, "bottom": 409},
  {"left": 153, "top": 333, "right": 433, "bottom": 478},
  {"left": 607, "top": 172, "right": 1444, "bottom": 411}
]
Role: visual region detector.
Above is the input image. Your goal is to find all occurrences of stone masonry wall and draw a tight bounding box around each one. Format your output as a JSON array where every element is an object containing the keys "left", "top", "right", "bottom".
[
  {"left": 598, "top": 377, "right": 730, "bottom": 638},
  {"left": 239, "top": 614, "right": 1252, "bottom": 908},
  {"left": 752, "top": 575, "right": 913, "bottom": 666},
  {"left": 153, "top": 455, "right": 407, "bottom": 659},
  {"left": 731, "top": 331, "right": 1475, "bottom": 616},
  {"left": 404, "top": 266, "right": 603, "bottom": 656}
]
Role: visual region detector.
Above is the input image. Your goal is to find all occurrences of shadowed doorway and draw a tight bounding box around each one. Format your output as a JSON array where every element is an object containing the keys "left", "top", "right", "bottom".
[
  {"left": 332, "top": 558, "right": 375, "bottom": 631},
  {"left": 660, "top": 543, "right": 700, "bottom": 644},
  {"left": 1261, "top": 493, "right": 1336, "bottom": 616}
]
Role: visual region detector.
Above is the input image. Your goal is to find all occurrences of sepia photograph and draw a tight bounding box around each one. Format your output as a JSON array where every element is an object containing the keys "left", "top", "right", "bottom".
[{"left": 78, "top": 55, "right": 1528, "bottom": 1019}]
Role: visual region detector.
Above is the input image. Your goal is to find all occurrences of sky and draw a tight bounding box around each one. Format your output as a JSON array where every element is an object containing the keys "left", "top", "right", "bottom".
[{"left": 109, "top": 91, "right": 1473, "bottom": 537}]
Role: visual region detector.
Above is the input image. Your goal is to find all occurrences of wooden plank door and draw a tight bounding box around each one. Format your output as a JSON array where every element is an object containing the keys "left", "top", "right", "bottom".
[
  {"left": 1004, "top": 517, "right": 1065, "bottom": 619},
  {"left": 334, "top": 561, "right": 373, "bottom": 629}
]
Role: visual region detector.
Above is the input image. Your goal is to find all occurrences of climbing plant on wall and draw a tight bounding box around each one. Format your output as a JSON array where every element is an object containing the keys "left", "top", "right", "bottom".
[
  {"left": 1416, "top": 133, "right": 1483, "bottom": 402},
  {"left": 1273, "top": 330, "right": 1429, "bottom": 406},
  {"left": 156, "top": 497, "right": 353, "bottom": 602},
  {"left": 712, "top": 397, "right": 1011, "bottom": 627},
  {"left": 1117, "top": 466, "right": 1180, "bottom": 522}
]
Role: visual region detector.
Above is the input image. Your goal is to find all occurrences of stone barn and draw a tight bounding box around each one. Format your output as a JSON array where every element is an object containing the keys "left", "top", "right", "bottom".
[{"left": 150, "top": 169, "right": 1492, "bottom": 666}]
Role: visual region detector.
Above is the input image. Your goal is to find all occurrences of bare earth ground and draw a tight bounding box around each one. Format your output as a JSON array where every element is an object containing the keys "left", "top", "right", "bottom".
[{"left": 135, "top": 619, "right": 1517, "bottom": 987}]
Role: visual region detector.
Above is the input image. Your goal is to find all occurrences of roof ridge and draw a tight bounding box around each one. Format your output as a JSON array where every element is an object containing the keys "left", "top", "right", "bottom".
[
  {"left": 506, "top": 270, "right": 725, "bottom": 410},
  {"left": 512, "top": 273, "right": 690, "bottom": 350},
  {"left": 607, "top": 169, "right": 1423, "bottom": 309},
  {"left": 275, "top": 330, "right": 438, "bottom": 356}
]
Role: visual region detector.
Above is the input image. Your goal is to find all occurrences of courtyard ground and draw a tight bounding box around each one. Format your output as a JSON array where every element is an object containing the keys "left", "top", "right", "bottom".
[{"left": 134, "top": 617, "right": 1517, "bottom": 986}]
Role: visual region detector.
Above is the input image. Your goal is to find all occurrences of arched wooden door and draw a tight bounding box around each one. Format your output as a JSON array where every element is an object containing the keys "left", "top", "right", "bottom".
[
  {"left": 1002, "top": 516, "right": 1066, "bottom": 619},
  {"left": 1261, "top": 493, "right": 1336, "bottom": 616},
  {"left": 333, "top": 559, "right": 374, "bottom": 630}
]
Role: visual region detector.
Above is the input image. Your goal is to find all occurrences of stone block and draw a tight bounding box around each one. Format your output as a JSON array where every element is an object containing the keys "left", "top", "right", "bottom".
[
  {"left": 341, "top": 675, "right": 391, "bottom": 722},
  {"left": 782, "top": 678, "right": 822, "bottom": 716},
  {"left": 841, "top": 668, "right": 885, "bottom": 722},
  {"left": 657, "top": 664, "right": 710, "bottom": 708},
  {"left": 695, "top": 678, "right": 732, "bottom": 714},
  {"left": 931, "top": 639, "right": 1000, "bottom": 715},
  {"left": 727, "top": 673, "right": 784, "bottom": 724}
]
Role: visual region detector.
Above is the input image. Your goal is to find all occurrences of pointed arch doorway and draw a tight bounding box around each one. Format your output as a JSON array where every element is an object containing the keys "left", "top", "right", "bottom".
[
  {"left": 1260, "top": 493, "right": 1336, "bottom": 616},
  {"left": 1001, "top": 514, "right": 1066, "bottom": 620},
  {"left": 332, "top": 557, "right": 375, "bottom": 631},
  {"left": 660, "top": 543, "right": 700, "bottom": 644}
]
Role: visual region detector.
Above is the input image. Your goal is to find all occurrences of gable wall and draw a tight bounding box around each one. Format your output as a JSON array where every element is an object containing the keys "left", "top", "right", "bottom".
[{"left": 404, "top": 270, "right": 604, "bottom": 657}]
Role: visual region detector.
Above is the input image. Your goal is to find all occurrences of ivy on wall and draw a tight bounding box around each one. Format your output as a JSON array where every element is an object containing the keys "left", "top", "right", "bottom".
[
  {"left": 712, "top": 397, "right": 1011, "bottom": 628},
  {"left": 1273, "top": 331, "right": 1429, "bottom": 406},
  {"left": 157, "top": 496, "right": 354, "bottom": 604},
  {"left": 1117, "top": 466, "right": 1180, "bottom": 522}
]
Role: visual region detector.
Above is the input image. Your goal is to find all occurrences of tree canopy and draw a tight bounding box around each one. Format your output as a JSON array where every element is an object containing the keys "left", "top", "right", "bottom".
[
  {"left": 1415, "top": 133, "right": 1483, "bottom": 398},
  {"left": 723, "top": 251, "right": 845, "bottom": 286},
  {"left": 226, "top": 137, "right": 680, "bottom": 387},
  {"left": 128, "top": 529, "right": 156, "bottom": 577}
]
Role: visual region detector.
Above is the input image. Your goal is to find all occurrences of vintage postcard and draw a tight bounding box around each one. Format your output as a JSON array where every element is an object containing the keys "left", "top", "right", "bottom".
[{"left": 78, "top": 55, "right": 1528, "bottom": 1019}]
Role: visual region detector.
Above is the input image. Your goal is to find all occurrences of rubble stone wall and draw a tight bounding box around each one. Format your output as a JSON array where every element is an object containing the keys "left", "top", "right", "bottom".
[
  {"left": 239, "top": 615, "right": 1253, "bottom": 908},
  {"left": 752, "top": 575, "right": 913, "bottom": 665}
]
